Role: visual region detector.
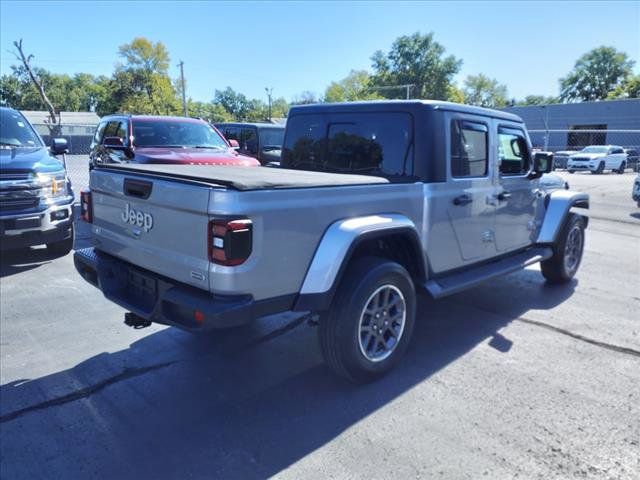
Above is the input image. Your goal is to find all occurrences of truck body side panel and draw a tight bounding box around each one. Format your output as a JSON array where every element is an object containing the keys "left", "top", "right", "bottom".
[{"left": 206, "top": 183, "right": 425, "bottom": 299}]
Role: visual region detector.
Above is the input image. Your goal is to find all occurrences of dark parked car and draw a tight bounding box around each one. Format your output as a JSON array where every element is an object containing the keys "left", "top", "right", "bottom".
[
  {"left": 215, "top": 122, "right": 285, "bottom": 165},
  {"left": 0, "top": 107, "right": 74, "bottom": 253},
  {"left": 89, "top": 115, "right": 260, "bottom": 169},
  {"left": 624, "top": 148, "right": 639, "bottom": 171},
  {"left": 549, "top": 150, "right": 576, "bottom": 170}
]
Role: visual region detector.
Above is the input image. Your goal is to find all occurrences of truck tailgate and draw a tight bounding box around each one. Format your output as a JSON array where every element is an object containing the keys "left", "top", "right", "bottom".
[{"left": 90, "top": 168, "right": 212, "bottom": 291}]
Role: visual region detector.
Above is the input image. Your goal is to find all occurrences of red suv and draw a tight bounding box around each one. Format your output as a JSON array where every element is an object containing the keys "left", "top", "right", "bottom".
[{"left": 89, "top": 115, "right": 260, "bottom": 169}]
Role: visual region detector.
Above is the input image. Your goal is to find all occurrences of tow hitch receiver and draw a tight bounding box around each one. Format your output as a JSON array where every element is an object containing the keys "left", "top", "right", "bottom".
[{"left": 124, "top": 312, "right": 152, "bottom": 329}]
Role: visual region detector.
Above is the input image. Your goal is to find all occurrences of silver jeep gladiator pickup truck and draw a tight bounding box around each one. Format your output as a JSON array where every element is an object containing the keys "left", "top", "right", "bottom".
[{"left": 75, "top": 101, "right": 589, "bottom": 382}]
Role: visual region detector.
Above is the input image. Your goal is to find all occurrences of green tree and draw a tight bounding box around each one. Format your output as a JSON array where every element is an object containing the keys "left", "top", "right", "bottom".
[
  {"left": 188, "top": 100, "right": 233, "bottom": 122},
  {"left": 560, "top": 46, "right": 635, "bottom": 102},
  {"left": 446, "top": 84, "right": 465, "bottom": 104},
  {"left": 324, "top": 70, "right": 381, "bottom": 102},
  {"left": 606, "top": 74, "right": 640, "bottom": 99},
  {"left": 370, "top": 32, "right": 462, "bottom": 100},
  {"left": 270, "top": 97, "right": 289, "bottom": 118},
  {"left": 117, "top": 37, "right": 170, "bottom": 75},
  {"left": 111, "top": 37, "right": 180, "bottom": 114},
  {"left": 516, "top": 95, "right": 559, "bottom": 106},
  {"left": 290, "top": 91, "right": 320, "bottom": 105},
  {"left": 462, "top": 74, "right": 508, "bottom": 108},
  {"left": 213, "top": 87, "right": 253, "bottom": 119}
]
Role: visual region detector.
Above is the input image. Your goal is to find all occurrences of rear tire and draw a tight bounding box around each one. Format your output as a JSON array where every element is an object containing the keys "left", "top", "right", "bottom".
[
  {"left": 318, "top": 256, "right": 416, "bottom": 383},
  {"left": 568, "top": 170, "right": 575, "bottom": 174},
  {"left": 617, "top": 162, "right": 626, "bottom": 174},
  {"left": 541, "top": 214, "right": 585, "bottom": 284}
]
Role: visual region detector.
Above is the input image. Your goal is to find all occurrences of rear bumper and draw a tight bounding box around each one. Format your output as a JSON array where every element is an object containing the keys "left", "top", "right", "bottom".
[
  {"left": 0, "top": 200, "right": 74, "bottom": 250},
  {"left": 74, "top": 247, "right": 293, "bottom": 331}
]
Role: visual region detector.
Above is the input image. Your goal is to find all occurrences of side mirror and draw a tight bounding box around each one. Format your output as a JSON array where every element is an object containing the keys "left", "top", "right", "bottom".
[
  {"left": 228, "top": 139, "right": 240, "bottom": 150},
  {"left": 50, "top": 137, "right": 69, "bottom": 155},
  {"left": 530, "top": 152, "right": 553, "bottom": 179},
  {"left": 103, "top": 136, "right": 127, "bottom": 149}
]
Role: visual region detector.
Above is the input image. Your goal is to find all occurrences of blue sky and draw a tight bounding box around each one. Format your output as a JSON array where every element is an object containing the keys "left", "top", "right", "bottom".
[{"left": 1, "top": 1, "right": 638, "bottom": 103}]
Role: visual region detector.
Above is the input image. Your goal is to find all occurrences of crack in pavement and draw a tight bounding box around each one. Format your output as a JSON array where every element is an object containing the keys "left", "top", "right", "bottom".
[
  {"left": 3, "top": 308, "right": 634, "bottom": 425},
  {"left": 467, "top": 303, "right": 640, "bottom": 358},
  {"left": 0, "top": 361, "right": 177, "bottom": 424},
  {"left": 514, "top": 316, "right": 640, "bottom": 358}
]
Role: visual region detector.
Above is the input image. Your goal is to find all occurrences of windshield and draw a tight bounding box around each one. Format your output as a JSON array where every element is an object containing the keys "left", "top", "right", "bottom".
[
  {"left": 581, "top": 146, "right": 609, "bottom": 153},
  {"left": 0, "top": 109, "right": 43, "bottom": 148},
  {"left": 132, "top": 119, "right": 229, "bottom": 149},
  {"left": 259, "top": 128, "right": 285, "bottom": 149}
]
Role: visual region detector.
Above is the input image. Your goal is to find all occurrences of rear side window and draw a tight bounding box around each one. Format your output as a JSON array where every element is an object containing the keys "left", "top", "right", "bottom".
[
  {"left": 450, "top": 120, "right": 488, "bottom": 177},
  {"left": 223, "top": 127, "right": 240, "bottom": 142},
  {"left": 498, "top": 127, "right": 530, "bottom": 175},
  {"left": 282, "top": 112, "right": 414, "bottom": 177},
  {"left": 611, "top": 147, "right": 624, "bottom": 154}
]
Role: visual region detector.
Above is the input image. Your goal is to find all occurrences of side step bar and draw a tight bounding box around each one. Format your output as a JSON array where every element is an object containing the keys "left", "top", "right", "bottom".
[{"left": 424, "top": 247, "right": 553, "bottom": 299}]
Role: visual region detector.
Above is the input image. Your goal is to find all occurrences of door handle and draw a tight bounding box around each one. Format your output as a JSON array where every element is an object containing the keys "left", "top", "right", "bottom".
[
  {"left": 497, "top": 191, "right": 512, "bottom": 201},
  {"left": 453, "top": 194, "right": 473, "bottom": 206}
]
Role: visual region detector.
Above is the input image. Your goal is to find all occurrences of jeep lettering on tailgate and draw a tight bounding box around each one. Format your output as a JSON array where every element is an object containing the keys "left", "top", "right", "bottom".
[{"left": 121, "top": 203, "right": 154, "bottom": 232}]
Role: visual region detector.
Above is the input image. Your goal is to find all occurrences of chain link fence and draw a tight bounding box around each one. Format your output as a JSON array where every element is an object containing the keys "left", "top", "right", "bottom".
[
  {"left": 32, "top": 123, "right": 96, "bottom": 155},
  {"left": 528, "top": 129, "right": 640, "bottom": 171}
]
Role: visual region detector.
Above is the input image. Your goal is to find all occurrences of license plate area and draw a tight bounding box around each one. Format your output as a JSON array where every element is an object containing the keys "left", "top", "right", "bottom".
[{"left": 125, "top": 269, "right": 157, "bottom": 312}]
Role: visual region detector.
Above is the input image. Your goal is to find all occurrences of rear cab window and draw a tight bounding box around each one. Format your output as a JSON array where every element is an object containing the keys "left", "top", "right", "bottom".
[{"left": 282, "top": 112, "right": 414, "bottom": 177}]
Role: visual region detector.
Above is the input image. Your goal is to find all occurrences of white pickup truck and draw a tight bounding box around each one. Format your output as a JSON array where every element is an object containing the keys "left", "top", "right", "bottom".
[
  {"left": 567, "top": 145, "right": 627, "bottom": 174},
  {"left": 75, "top": 101, "right": 589, "bottom": 382}
]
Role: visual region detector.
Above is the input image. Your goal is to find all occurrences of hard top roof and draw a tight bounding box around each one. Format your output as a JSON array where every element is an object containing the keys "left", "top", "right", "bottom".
[
  {"left": 100, "top": 114, "right": 207, "bottom": 124},
  {"left": 214, "top": 122, "right": 285, "bottom": 129},
  {"left": 288, "top": 100, "right": 523, "bottom": 122}
]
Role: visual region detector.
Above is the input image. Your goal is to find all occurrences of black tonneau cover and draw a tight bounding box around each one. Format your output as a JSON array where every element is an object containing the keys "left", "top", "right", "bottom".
[{"left": 99, "top": 164, "right": 390, "bottom": 191}]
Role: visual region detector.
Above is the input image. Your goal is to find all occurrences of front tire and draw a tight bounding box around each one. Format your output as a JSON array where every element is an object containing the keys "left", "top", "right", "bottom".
[
  {"left": 319, "top": 257, "right": 416, "bottom": 383},
  {"left": 594, "top": 161, "right": 605, "bottom": 174},
  {"left": 541, "top": 214, "right": 585, "bottom": 284}
]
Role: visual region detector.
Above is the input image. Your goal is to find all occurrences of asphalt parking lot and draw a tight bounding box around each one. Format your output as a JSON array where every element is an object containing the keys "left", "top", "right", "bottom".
[{"left": 1, "top": 166, "right": 639, "bottom": 479}]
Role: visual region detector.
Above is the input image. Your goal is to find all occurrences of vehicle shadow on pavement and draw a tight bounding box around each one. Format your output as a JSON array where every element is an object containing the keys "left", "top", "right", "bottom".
[
  {"left": 0, "top": 271, "right": 576, "bottom": 479},
  {"left": 1, "top": 211, "right": 91, "bottom": 278},
  {"left": 0, "top": 247, "right": 57, "bottom": 278}
]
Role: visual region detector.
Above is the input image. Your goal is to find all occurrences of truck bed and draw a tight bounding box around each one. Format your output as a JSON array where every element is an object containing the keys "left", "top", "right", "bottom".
[{"left": 99, "top": 164, "right": 390, "bottom": 190}]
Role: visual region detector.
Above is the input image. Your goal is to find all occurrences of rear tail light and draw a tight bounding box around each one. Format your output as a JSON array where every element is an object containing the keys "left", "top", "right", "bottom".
[
  {"left": 80, "top": 189, "right": 93, "bottom": 223},
  {"left": 208, "top": 218, "right": 252, "bottom": 266}
]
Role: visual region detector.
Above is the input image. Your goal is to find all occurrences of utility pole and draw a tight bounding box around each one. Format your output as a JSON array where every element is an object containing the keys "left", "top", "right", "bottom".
[
  {"left": 178, "top": 60, "right": 187, "bottom": 116},
  {"left": 265, "top": 87, "right": 273, "bottom": 122}
]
